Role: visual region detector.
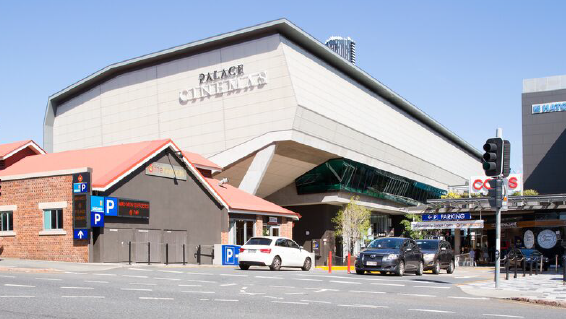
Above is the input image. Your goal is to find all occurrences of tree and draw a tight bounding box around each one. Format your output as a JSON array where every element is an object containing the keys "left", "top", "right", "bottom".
[
  {"left": 332, "top": 196, "right": 371, "bottom": 254},
  {"left": 400, "top": 213, "right": 425, "bottom": 239},
  {"left": 512, "top": 189, "right": 539, "bottom": 196}
]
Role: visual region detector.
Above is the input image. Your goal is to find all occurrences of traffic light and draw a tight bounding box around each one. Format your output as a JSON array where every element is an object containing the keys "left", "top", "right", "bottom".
[
  {"left": 502, "top": 140, "right": 511, "bottom": 178},
  {"left": 482, "top": 138, "right": 503, "bottom": 176},
  {"left": 488, "top": 179, "right": 503, "bottom": 208}
]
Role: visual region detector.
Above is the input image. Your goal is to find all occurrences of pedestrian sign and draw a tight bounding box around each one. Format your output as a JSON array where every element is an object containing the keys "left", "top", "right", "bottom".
[{"left": 73, "top": 229, "right": 89, "bottom": 240}]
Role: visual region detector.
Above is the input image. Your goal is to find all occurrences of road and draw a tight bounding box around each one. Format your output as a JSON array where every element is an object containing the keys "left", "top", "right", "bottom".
[{"left": 0, "top": 265, "right": 562, "bottom": 318}]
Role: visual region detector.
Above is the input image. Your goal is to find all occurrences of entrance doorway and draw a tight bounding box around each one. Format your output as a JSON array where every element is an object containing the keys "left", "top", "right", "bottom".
[
  {"left": 269, "top": 226, "right": 280, "bottom": 237},
  {"left": 229, "top": 219, "right": 255, "bottom": 245}
]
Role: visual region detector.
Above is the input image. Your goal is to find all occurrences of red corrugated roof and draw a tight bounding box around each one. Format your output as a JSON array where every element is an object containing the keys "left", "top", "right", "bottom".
[
  {"left": 203, "top": 177, "right": 300, "bottom": 218},
  {"left": 0, "top": 140, "right": 45, "bottom": 159},
  {"left": 0, "top": 139, "right": 170, "bottom": 188},
  {"left": 182, "top": 151, "right": 222, "bottom": 171}
]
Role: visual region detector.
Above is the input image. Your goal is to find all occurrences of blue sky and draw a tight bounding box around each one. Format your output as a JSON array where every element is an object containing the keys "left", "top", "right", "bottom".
[{"left": 1, "top": 1, "right": 565, "bottom": 173}]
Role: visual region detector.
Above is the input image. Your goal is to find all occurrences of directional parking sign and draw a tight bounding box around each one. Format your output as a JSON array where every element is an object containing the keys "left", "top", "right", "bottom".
[
  {"left": 222, "top": 245, "right": 240, "bottom": 265},
  {"left": 73, "top": 229, "right": 89, "bottom": 240},
  {"left": 91, "top": 212, "right": 104, "bottom": 228}
]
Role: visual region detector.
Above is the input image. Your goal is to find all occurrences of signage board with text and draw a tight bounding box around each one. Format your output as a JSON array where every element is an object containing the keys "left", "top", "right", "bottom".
[
  {"left": 145, "top": 162, "right": 187, "bottom": 180},
  {"left": 411, "top": 220, "right": 484, "bottom": 230},
  {"left": 118, "top": 199, "right": 150, "bottom": 219},
  {"left": 469, "top": 174, "right": 522, "bottom": 195},
  {"left": 423, "top": 213, "right": 471, "bottom": 221}
]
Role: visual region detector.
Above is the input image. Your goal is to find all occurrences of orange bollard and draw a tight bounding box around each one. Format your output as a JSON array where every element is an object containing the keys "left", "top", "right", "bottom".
[
  {"left": 328, "top": 250, "right": 332, "bottom": 273},
  {"left": 347, "top": 252, "right": 351, "bottom": 274}
]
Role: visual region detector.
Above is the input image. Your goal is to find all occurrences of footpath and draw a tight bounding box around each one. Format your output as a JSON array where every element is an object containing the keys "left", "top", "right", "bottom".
[{"left": 458, "top": 266, "right": 566, "bottom": 307}]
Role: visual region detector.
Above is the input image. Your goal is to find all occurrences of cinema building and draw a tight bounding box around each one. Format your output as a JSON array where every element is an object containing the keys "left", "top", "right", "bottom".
[
  {"left": 42, "top": 19, "right": 483, "bottom": 262},
  {"left": 0, "top": 139, "right": 298, "bottom": 263}
]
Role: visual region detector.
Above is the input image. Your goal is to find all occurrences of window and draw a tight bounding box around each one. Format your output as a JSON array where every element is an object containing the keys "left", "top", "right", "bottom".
[
  {"left": 44, "top": 209, "right": 63, "bottom": 230},
  {"left": 245, "top": 238, "right": 272, "bottom": 246},
  {"left": 287, "top": 240, "right": 300, "bottom": 249},
  {"left": 0, "top": 211, "right": 13, "bottom": 231},
  {"left": 275, "top": 239, "right": 287, "bottom": 247},
  {"left": 229, "top": 219, "right": 255, "bottom": 245}
]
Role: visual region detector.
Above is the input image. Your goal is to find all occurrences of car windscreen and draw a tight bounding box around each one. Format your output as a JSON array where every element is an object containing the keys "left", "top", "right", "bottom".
[
  {"left": 245, "top": 238, "right": 272, "bottom": 246},
  {"left": 367, "top": 238, "right": 404, "bottom": 249},
  {"left": 416, "top": 241, "right": 439, "bottom": 250}
]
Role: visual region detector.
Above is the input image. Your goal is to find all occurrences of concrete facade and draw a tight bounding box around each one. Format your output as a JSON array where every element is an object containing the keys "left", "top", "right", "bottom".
[{"left": 522, "top": 75, "right": 566, "bottom": 194}]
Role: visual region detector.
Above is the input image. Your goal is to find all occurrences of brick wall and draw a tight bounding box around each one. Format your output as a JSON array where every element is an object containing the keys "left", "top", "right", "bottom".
[
  {"left": 255, "top": 215, "right": 263, "bottom": 236},
  {"left": 280, "top": 217, "right": 294, "bottom": 239},
  {"left": 221, "top": 231, "right": 229, "bottom": 244},
  {"left": 0, "top": 175, "right": 89, "bottom": 262}
]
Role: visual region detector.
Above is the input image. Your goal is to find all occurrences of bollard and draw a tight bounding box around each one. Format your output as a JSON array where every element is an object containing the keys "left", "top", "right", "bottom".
[
  {"left": 523, "top": 258, "right": 526, "bottom": 277},
  {"left": 128, "top": 241, "right": 132, "bottom": 265},
  {"left": 540, "top": 256, "right": 544, "bottom": 273},
  {"left": 165, "top": 243, "right": 169, "bottom": 265},
  {"left": 148, "top": 242, "right": 151, "bottom": 265},
  {"left": 347, "top": 252, "right": 351, "bottom": 274},
  {"left": 328, "top": 251, "right": 332, "bottom": 274},
  {"left": 534, "top": 261, "right": 538, "bottom": 275},
  {"left": 562, "top": 255, "right": 565, "bottom": 285},
  {"left": 183, "top": 244, "right": 186, "bottom": 266},
  {"left": 556, "top": 255, "right": 559, "bottom": 274},
  {"left": 196, "top": 245, "right": 201, "bottom": 265},
  {"left": 514, "top": 258, "right": 518, "bottom": 279},
  {"left": 505, "top": 258, "right": 509, "bottom": 280},
  {"left": 530, "top": 260, "right": 533, "bottom": 276}
]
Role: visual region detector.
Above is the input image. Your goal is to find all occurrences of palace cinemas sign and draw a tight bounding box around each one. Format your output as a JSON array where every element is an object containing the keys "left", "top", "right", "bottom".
[{"left": 179, "top": 64, "right": 268, "bottom": 103}]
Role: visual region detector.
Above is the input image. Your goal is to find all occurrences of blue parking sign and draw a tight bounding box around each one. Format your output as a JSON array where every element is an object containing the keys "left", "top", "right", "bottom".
[
  {"left": 91, "top": 196, "right": 105, "bottom": 213},
  {"left": 91, "top": 212, "right": 104, "bottom": 228},
  {"left": 73, "top": 182, "right": 88, "bottom": 193},
  {"left": 105, "top": 197, "right": 118, "bottom": 216},
  {"left": 222, "top": 245, "right": 240, "bottom": 265}
]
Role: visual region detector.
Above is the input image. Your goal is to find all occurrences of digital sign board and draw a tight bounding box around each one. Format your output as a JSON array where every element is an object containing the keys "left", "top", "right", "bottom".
[{"left": 118, "top": 199, "right": 150, "bottom": 219}]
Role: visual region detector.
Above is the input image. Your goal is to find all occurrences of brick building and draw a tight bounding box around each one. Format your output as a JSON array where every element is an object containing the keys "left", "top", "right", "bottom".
[{"left": 0, "top": 139, "right": 298, "bottom": 263}]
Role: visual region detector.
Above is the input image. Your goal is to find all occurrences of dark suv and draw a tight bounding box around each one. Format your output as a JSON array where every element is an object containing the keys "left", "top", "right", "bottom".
[
  {"left": 416, "top": 239, "right": 455, "bottom": 274},
  {"left": 355, "top": 237, "right": 424, "bottom": 276}
]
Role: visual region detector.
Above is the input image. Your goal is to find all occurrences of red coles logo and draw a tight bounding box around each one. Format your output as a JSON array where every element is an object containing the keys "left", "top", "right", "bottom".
[
  {"left": 78, "top": 174, "right": 83, "bottom": 182},
  {"left": 472, "top": 176, "right": 519, "bottom": 191}
]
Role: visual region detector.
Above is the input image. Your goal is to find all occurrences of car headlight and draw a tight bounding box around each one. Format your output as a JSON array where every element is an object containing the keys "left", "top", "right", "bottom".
[{"left": 383, "top": 254, "right": 399, "bottom": 261}]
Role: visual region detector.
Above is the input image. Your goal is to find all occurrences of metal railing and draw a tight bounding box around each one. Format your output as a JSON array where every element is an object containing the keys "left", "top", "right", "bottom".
[{"left": 194, "top": 244, "right": 214, "bottom": 265}]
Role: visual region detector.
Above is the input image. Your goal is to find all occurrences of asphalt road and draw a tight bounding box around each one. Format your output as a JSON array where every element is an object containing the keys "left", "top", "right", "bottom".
[{"left": 0, "top": 265, "right": 562, "bottom": 319}]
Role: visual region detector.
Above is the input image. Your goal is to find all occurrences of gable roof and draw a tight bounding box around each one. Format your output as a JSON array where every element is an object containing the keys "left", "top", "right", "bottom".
[
  {"left": 0, "top": 139, "right": 298, "bottom": 219},
  {"left": 44, "top": 19, "right": 481, "bottom": 158},
  {"left": 203, "top": 177, "right": 299, "bottom": 219},
  {"left": 182, "top": 151, "right": 222, "bottom": 172},
  {"left": 0, "top": 140, "right": 45, "bottom": 160}
]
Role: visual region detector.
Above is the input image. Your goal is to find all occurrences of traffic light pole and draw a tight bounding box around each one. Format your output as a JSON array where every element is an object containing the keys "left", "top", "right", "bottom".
[{"left": 495, "top": 128, "right": 502, "bottom": 289}]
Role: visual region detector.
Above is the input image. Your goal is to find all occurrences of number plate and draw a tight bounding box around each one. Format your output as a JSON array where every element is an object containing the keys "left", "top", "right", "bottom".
[
  {"left": 366, "top": 261, "right": 378, "bottom": 266},
  {"left": 248, "top": 249, "right": 256, "bottom": 253}
]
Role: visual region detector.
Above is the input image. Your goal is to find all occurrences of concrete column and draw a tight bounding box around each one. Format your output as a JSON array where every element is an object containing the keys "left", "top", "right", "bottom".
[
  {"left": 454, "top": 229, "right": 462, "bottom": 255},
  {"left": 238, "top": 144, "right": 276, "bottom": 195}
]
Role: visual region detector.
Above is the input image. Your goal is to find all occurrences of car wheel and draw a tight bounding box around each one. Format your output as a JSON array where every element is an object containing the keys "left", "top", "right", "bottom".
[
  {"left": 239, "top": 264, "right": 250, "bottom": 270},
  {"left": 395, "top": 260, "right": 405, "bottom": 276},
  {"left": 270, "top": 256, "right": 282, "bottom": 271},
  {"left": 302, "top": 257, "right": 312, "bottom": 271},
  {"left": 355, "top": 269, "right": 365, "bottom": 275},
  {"left": 416, "top": 260, "right": 424, "bottom": 276},
  {"left": 447, "top": 260, "right": 455, "bottom": 274},
  {"left": 432, "top": 260, "right": 440, "bottom": 274}
]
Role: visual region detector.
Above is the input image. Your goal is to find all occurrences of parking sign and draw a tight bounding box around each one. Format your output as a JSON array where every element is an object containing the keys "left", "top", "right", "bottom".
[
  {"left": 91, "top": 211, "right": 104, "bottom": 228},
  {"left": 105, "top": 197, "right": 118, "bottom": 216},
  {"left": 222, "top": 245, "right": 240, "bottom": 265}
]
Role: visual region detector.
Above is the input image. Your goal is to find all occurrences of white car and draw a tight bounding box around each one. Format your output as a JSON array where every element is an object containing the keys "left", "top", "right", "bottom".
[{"left": 238, "top": 236, "right": 312, "bottom": 271}]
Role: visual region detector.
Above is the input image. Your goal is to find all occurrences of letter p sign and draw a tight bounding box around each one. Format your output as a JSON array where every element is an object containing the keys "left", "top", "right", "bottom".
[{"left": 91, "top": 212, "right": 104, "bottom": 228}]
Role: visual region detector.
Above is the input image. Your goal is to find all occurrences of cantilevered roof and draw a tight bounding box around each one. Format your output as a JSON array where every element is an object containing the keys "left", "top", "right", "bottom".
[{"left": 44, "top": 19, "right": 481, "bottom": 158}]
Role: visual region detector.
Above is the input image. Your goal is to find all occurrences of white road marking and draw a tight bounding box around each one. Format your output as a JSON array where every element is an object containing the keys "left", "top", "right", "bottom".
[
  {"left": 456, "top": 276, "right": 477, "bottom": 279},
  {"left": 120, "top": 288, "right": 153, "bottom": 291},
  {"left": 130, "top": 283, "right": 157, "bottom": 286},
  {"left": 182, "top": 291, "right": 215, "bottom": 294},
  {"left": 338, "top": 304, "right": 388, "bottom": 309},
  {"left": 35, "top": 278, "right": 62, "bottom": 281},
  {"left": 220, "top": 283, "right": 237, "bottom": 287},
  {"left": 62, "top": 296, "right": 105, "bottom": 299},
  {"left": 349, "top": 290, "right": 386, "bottom": 294},
  {"left": 294, "top": 278, "right": 322, "bottom": 282},
  {"left": 220, "top": 274, "right": 248, "bottom": 277},
  {"left": 122, "top": 275, "right": 148, "bottom": 278},
  {"left": 128, "top": 268, "right": 153, "bottom": 272},
  {"left": 301, "top": 300, "right": 331, "bottom": 304},
  {"left": 413, "top": 285, "right": 450, "bottom": 289},
  {"left": 215, "top": 299, "right": 239, "bottom": 302},
  {"left": 4, "top": 284, "right": 35, "bottom": 288},
  {"left": 0, "top": 275, "right": 16, "bottom": 278},
  {"left": 285, "top": 292, "right": 305, "bottom": 295},
  {"left": 263, "top": 296, "right": 283, "bottom": 299},
  {"left": 186, "top": 280, "right": 216, "bottom": 284},
  {"left": 139, "top": 297, "right": 174, "bottom": 300},
  {"left": 0, "top": 296, "right": 35, "bottom": 298},
  {"left": 185, "top": 272, "right": 214, "bottom": 276},
  {"left": 270, "top": 285, "right": 295, "bottom": 289},
  {"left": 305, "top": 288, "right": 339, "bottom": 293},
  {"left": 401, "top": 293, "right": 436, "bottom": 298},
  {"left": 64, "top": 272, "right": 87, "bottom": 275},
  {"left": 240, "top": 292, "right": 265, "bottom": 295},
  {"left": 179, "top": 284, "right": 202, "bottom": 287},
  {"left": 272, "top": 301, "right": 309, "bottom": 305},
  {"left": 483, "top": 315, "right": 523, "bottom": 318},
  {"left": 409, "top": 309, "right": 454, "bottom": 313},
  {"left": 200, "top": 298, "right": 209, "bottom": 301},
  {"left": 449, "top": 296, "right": 488, "bottom": 300},
  {"left": 159, "top": 270, "right": 183, "bottom": 274},
  {"left": 93, "top": 273, "right": 116, "bottom": 276},
  {"left": 84, "top": 281, "right": 108, "bottom": 284},
  {"left": 153, "top": 277, "right": 181, "bottom": 281},
  {"left": 60, "top": 287, "right": 94, "bottom": 290},
  {"left": 255, "top": 276, "right": 283, "bottom": 279},
  {"left": 330, "top": 280, "right": 361, "bottom": 285},
  {"left": 371, "top": 283, "right": 405, "bottom": 287}
]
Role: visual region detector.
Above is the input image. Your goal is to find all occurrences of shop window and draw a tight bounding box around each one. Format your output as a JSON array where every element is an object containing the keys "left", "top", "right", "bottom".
[
  {"left": 44, "top": 209, "right": 63, "bottom": 230},
  {"left": 229, "top": 219, "right": 255, "bottom": 245},
  {"left": 0, "top": 211, "right": 13, "bottom": 231}
]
